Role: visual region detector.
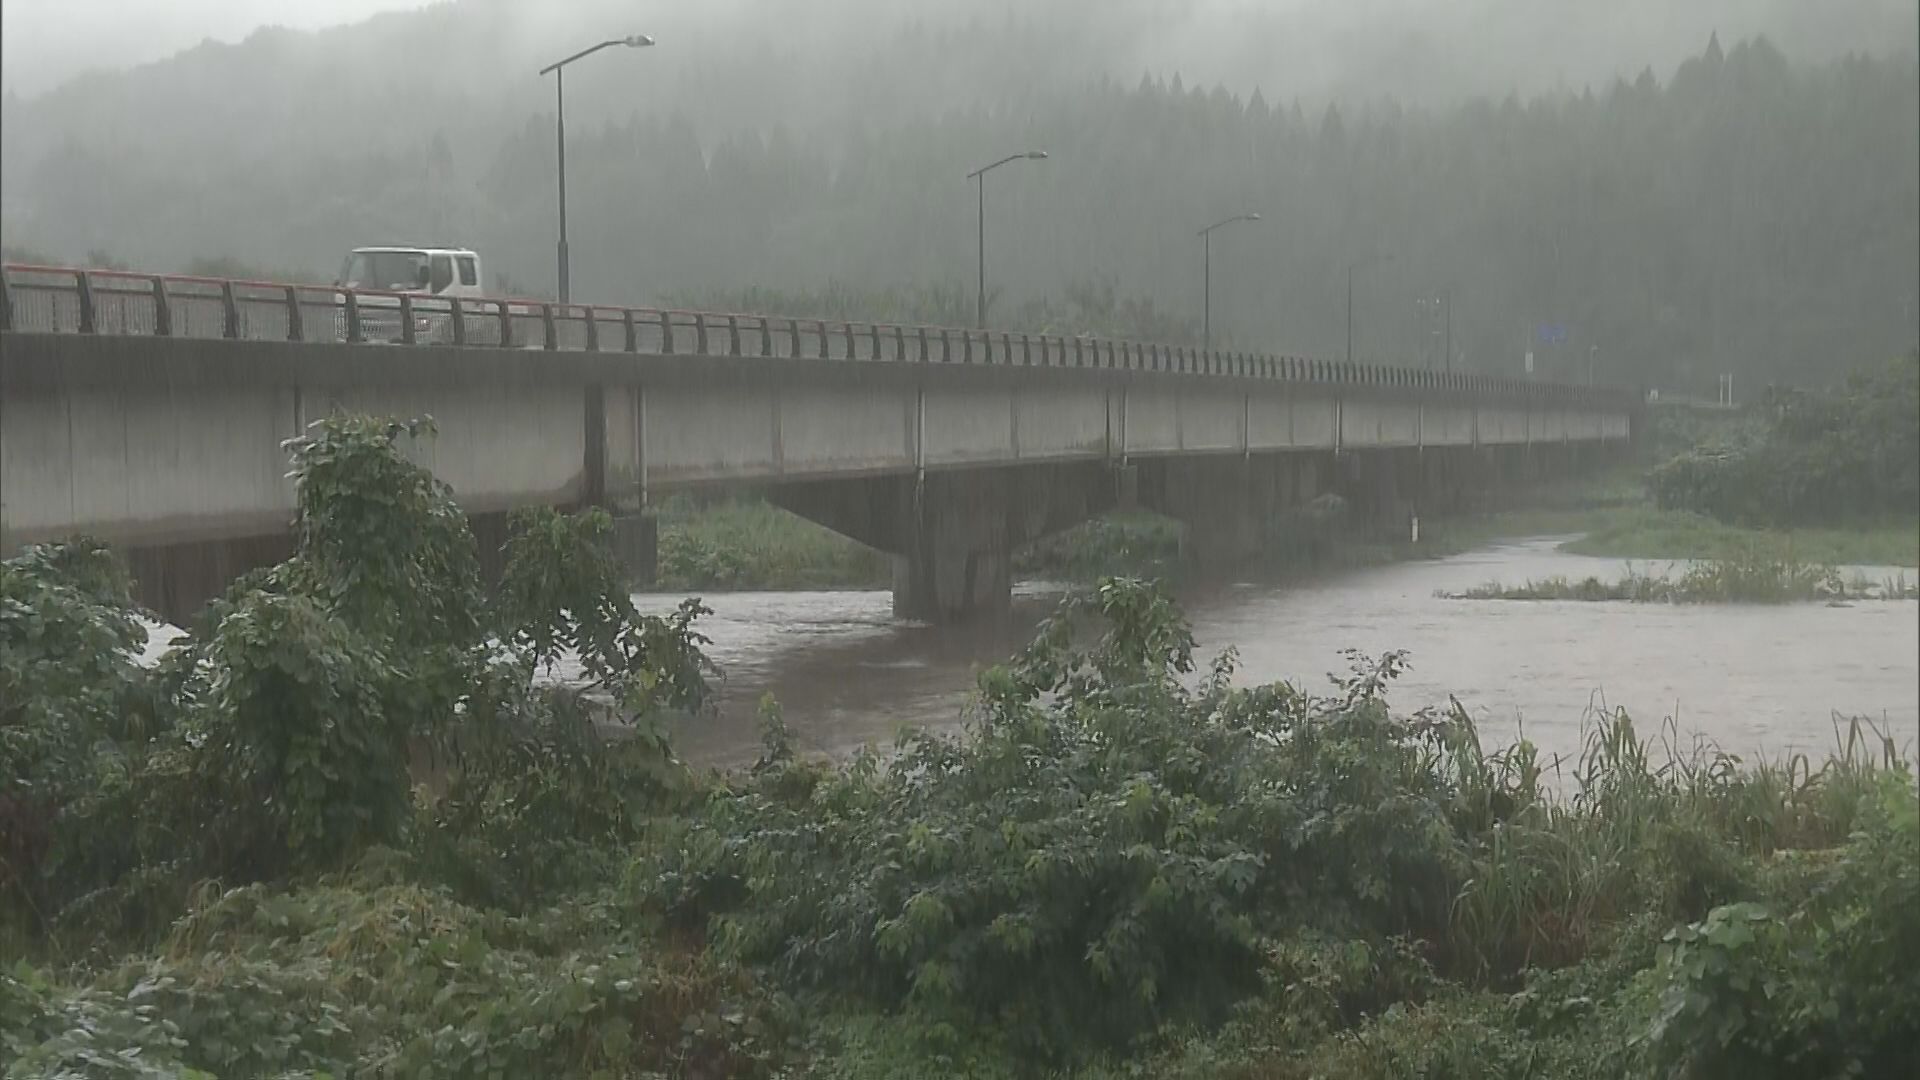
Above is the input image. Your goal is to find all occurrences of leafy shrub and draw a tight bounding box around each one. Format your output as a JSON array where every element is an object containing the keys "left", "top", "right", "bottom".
[
  {"left": 4, "top": 879, "right": 798, "bottom": 1079},
  {"left": 1638, "top": 777, "right": 1920, "bottom": 1079},
  {"left": 9, "top": 411, "right": 1919, "bottom": 1078},
  {"left": 193, "top": 590, "right": 406, "bottom": 868},
  {"left": 1, "top": 540, "right": 153, "bottom": 942},
  {"left": 1650, "top": 352, "right": 1919, "bottom": 527},
  {"left": 4, "top": 414, "right": 721, "bottom": 951},
  {"left": 651, "top": 580, "right": 1470, "bottom": 1066},
  {"left": 413, "top": 506, "right": 718, "bottom": 909}
]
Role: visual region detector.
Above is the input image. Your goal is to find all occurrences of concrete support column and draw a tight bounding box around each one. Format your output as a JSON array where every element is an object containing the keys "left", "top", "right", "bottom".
[
  {"left": 1137, "top": 455, "right": 1287, "bottom": 570},
  {"left": 773, "top": 464, "right": 1116, "bottom": 623},
  {"left": 1294, "top": 455, "right": 1322, "bottom": 505},
  {"left": 893, "top": 470, "right": 1014, "bottom": 622},
  {"left": 1338, "top": 451, "right": 1399, "bottom": 533},
  {"left": 126, "top": 533, "right": 296, "bottom": 628},
  {"left": 1419, "top": 447, "right": 1471, "bottom": 517},
  {"left": 610, "top": 512, "right": 657, "bottom": 588}
]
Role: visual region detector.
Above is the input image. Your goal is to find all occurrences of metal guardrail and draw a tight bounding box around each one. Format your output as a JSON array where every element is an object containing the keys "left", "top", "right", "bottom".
[{"left": 0, "top": 264, "right": 1627, "bottom": 405}]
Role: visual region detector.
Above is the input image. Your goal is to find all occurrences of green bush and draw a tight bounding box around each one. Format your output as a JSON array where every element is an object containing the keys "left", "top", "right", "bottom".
[
  {"left": 4, "top": 879, "right": 798, "bottom": 1079},
  {"left": 650, "top": 580, "right": 1469, "bottom": 1066},
  {"left": 1, "top": 540, "right": 153, "bottom": 944},
  {"left": 1640, "top": 777, "right": 1920, "bottom": 1079},
  {"left": 1651, "top": 353, "right": 1920, "bottom": 527},
  {"left": 7, "top": 413, "right": 1919, "bottom": 1078},
  {"left": 2, "top": 415, "right": 720, "bottom": 953}
]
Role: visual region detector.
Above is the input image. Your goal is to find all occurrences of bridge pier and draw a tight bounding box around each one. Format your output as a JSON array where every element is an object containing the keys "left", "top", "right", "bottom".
[
  {"left": 1137, "top": 456, "right": 1277, "bottom": 567},
  {"left": 770, "top": 463, "right": 1116, "bottom": 622},
  {"left": 3, "top": 315, "right": 1637, "bottom": 624},
  {"left": 892, "top": 472, "right": 1017, "bottom": 622},
  {"left": 609, "top": 512, "right": 658, "bottom": 588},
  {"left": 1334, "top": 449, "right": 1414, "bottom": 535}
]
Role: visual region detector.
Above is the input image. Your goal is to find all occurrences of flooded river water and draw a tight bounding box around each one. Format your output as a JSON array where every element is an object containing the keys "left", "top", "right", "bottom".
[{"left": 640, "top": 537, "right": 1920, "bottom": 774}]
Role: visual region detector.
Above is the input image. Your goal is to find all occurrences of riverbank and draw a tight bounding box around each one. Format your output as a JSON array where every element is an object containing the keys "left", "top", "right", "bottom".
[
  {"left": 10, "top": 539, "right": 1917, "bottom": 1077},
  {"left": 649, "top": 486, "right": 1918, "bottom": 596},
  {"left": 1445, "top": 554, "right": 1918, "bottom": 604},
  {"left": 9, "top": 421, "right": 1915, "bottom": 1078},
  {"left": 630, "top": 537, "right": 1918, "bottom": 772}
]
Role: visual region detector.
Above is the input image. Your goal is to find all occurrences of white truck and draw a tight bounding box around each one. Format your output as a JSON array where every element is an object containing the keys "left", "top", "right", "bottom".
[{"left": 333, "top": 245, "right": 488, "bottom": 343}]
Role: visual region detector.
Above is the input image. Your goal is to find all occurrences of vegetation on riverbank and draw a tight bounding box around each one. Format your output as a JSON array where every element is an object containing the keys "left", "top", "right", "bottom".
[
  {"left": 1016, "top": 511, "right": 1187, "bottom": 582},
  {"left": 645, "top": 477, "right": 1916, "bottom": 601},
  {"left": 1448, "top": 554, "right": 1918, "bottom": 604},
  {"left": 640, "top": 364, "right": 1920, "bottom": 594},
  {"left": 1650, "top": 352, "right": 1920, "bottom": 528},
  {"left": 6, "top": 415, "right": 1918, "bottom": 1078},
  {"left": 1558, "top": 507, "right": 1918, "bottom": 568},
  {"left": 655, "top": 495, "right": 891, "bottom": 591}
]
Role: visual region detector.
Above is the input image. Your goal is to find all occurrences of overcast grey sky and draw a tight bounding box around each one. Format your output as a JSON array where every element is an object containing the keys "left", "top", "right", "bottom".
[
  {"left": 5, "top": 0, "right": 1914, "bottom": 104},
  {"left": 1, "top": 0, "right": 434, "bottom": 95}
]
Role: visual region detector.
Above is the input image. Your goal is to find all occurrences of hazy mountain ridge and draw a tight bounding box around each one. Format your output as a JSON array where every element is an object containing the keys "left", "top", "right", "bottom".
[{"left": 1, "top": 1, "right": 1915, "bottom": 392}]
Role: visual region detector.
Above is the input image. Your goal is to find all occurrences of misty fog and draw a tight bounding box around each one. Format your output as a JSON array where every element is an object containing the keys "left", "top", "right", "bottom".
[{"left": 2, "top": 0, "right": 1916, "bottom": 393}]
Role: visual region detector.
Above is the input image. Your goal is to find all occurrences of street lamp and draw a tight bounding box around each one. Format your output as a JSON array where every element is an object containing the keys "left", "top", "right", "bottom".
[
  {"left": 966, "top": 150, "right": 1047, "bottom": 328},
  {"left": 1589, "top": 343, "right": 1599, "bottom": 386},
  {"left": 1345, "top": 253, "right": 1394, "bottom": 366},
  {"left": 1416, "top": 287, "right": 1453, "bottom": 371},
  {"left": 539, "top": 34, "right": 655, "bottom": 303},
  {"left": 1198, "top": 213, "right": 1261, "bottom": 352}
]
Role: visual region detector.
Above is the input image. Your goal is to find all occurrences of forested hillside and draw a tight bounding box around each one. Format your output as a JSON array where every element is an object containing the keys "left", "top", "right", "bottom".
[{"left": 1, "top": 0, "right": 1915, "bottom": 391}]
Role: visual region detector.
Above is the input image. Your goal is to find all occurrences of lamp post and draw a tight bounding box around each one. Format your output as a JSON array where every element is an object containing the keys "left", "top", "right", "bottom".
[
  {"left": 966, "top": 150, "right": 1047, "bottom": 328},
  {"left": 1589, "top": 344, "right": 1599, "bottom": 386},
  {"left": 1416, "top": 287, "right": 1453, "bottom": 371},
  {"left": 1346, "top": 253, "right": 1394, "bottom": 366},
  {"left": 540, "top": 34, "right": 654, "bottom": 303},
  {"left": 1198, "top": 213, "right": 1261, "bottom": 352}
]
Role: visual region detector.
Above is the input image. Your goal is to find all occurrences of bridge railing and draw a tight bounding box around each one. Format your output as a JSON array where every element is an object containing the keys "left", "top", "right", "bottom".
[{"left": 0, "top": 264, "right": 1630, "bottom": 406}]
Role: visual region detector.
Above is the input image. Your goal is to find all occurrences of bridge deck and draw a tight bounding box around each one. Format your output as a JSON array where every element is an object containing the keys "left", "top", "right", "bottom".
[{"left": 1, "top": 265, "right": 1634, "bottom": 554}]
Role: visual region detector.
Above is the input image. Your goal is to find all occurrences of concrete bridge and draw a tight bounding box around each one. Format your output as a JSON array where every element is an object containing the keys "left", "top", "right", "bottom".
[{"left": 0, "top": 265, "right": 1635, "bottom": 623}]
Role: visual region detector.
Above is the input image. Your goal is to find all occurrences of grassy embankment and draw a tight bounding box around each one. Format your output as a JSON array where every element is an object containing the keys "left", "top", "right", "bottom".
[
  {"left": 653, "top": 494, "right": 891, "bottom": 591},
  {"left": 651, "top": 479, "right": 1918, "bottom": 593}
]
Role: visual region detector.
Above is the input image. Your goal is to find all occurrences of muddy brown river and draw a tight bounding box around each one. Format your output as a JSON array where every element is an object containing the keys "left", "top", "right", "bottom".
[
  {"left": 636, "top": 537, "right": 1919, "bottom": 775},
  {"left": 131, "top": 536, "right": 1918, "bottom": 776}
]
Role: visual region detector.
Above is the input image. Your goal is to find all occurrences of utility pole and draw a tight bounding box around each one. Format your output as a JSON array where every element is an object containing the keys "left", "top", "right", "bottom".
[
  {"left": 1198, "top": 213, "right": 1261, "bottom": 352},
  {"left": 1416, "top": 287, "right": 1452, "bottom": 370},
  {"left": 966, "top": 150, "right": 1048, "bottom": 328},
  {"left": 540, "top": 33, "right": 655, "bottom": 303}
]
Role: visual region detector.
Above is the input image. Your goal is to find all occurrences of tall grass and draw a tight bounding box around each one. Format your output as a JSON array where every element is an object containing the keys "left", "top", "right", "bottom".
[
  {"left": 1444, "top": 707, "right": 1908, "bottom": 980},
  {"left": 654, "top": 497, "right": 891, "bottom": 590},
  {"left": 1564, "top": 507, "right": 1919, "bottom": 568},
  {"left": 1446, "top": 552, "right": 1915, "bottom": 603}
]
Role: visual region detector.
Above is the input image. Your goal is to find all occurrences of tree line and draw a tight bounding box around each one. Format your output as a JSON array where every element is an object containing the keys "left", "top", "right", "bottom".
[{"left": 3, "top": 34, "right": 1915, "bottom": 392}]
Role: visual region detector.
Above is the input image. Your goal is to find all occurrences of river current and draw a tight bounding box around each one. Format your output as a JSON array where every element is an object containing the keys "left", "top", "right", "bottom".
[
  {"left": 129, "top": 536, "right": 1918, "bottom": 777},
  {"left": 636, "top": 537, "right": 1920, "bottom": 775}
]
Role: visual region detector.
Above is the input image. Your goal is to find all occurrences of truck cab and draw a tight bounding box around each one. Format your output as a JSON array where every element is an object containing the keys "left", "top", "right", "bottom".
[
  {"left": 336, "top": 246, "right": 485, "bottom": 298},
  {"left": 334, "top": 246, "right": 486, "bottom": 342}
]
